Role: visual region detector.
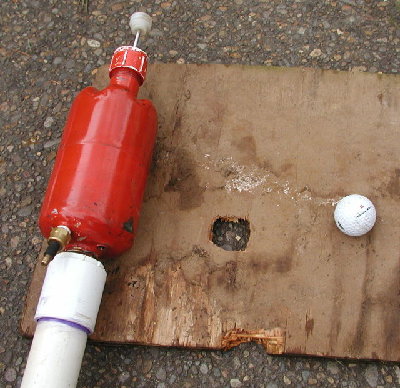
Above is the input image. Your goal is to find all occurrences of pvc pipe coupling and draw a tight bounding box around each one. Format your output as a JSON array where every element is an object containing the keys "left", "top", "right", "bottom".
[
  {"left": 35, "top": 251, "right": 107, "bottom": 333},
  {"left": 21, "top": 252, "right": 107, "bottom": 388}
]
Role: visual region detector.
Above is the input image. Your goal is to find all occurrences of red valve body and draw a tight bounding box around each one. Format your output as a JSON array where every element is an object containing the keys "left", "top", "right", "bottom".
[{"left": 39, "top": 58, "right": 157, "bottom": 258}]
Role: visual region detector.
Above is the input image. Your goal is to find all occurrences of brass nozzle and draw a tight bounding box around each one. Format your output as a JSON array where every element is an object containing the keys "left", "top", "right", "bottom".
[
  {"left": 41, "top": 253, "right": 53, "bottom": 266},
  {"left": 48, "top": 226, "right": 71, "bottom": 249},
  {"left": 41, "top": 226, "right": 71, "bottom": 266}
]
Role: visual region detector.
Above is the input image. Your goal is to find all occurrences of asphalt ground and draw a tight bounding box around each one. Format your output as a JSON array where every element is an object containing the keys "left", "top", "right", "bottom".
[{"left": 1, "top": 0, "right": 399, "bottom": 387}]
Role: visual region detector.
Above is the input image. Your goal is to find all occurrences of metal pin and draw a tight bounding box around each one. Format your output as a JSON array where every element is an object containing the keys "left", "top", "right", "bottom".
[{"left": 133, "top": 31, "right": 140, "bottom": 48}]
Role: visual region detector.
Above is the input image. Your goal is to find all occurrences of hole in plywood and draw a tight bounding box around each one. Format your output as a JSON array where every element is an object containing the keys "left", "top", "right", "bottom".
[{"left": 211, "top": 217, "right": 250, "bottom": 251}]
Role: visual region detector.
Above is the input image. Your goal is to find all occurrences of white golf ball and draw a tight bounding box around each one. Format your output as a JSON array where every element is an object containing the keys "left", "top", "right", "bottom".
[{"left": 334, "top": 194, "right": 376, "bottom": 237}]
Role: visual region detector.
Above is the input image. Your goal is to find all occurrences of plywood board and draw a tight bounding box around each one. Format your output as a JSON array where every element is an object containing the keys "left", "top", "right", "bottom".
[{"left": 21, "top": 64, "right": 400, "bottom": 361}]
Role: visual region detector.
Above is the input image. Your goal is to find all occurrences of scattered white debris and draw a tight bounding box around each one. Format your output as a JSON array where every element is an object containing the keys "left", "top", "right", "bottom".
[
  {"left": 226, "top": 172, "right": 267, "bottom": 192},
  {"left": 283, "top": 181, "right": 290, "bottom": 195},
  {"left": 221, "top": 159, "right": 268, "bottom": 193},
  {"left": 207, "top": 156, "right": 340, "bottom": 205}
]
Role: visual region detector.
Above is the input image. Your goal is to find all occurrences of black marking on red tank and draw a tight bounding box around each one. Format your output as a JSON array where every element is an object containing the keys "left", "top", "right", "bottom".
[{"left": 123, "top": 218, "right": 134, "bottom": 233}]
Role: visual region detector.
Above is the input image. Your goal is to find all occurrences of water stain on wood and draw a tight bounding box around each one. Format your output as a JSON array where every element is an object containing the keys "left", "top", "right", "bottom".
[
  {"left": 192, "top": 245, "right": 210, "bottom": 258},
  {"left": 351, "top": 235, "right": 373, "bottom": 353},
  {"left": 274, "top": 255, "right": 293, "bottom": 273},
  {"left": 225, "top": 261, "right": 238, "bottom": 290},
  {"left": 382, "top": 263, "right": 400, "bottom": 359},
  {"left": 249, "top": 255, "right": 270, "bottom": 273},
  {"left": 386, "top": 168, "right": 400, "bottom": 199},
  {"left": 329, "top": 253, "right": 344, "bottom": 352},
  {"left": 273, "top": 240, "right": 296, "bottom": 274},
  {"left": 280, "top": 162, "right": 294, "bottom": 175},
  {"left": 233, "top": 135, "right": 257, "bottom": 162},
  {"left": 305, "top": 314, "right": 314, "bottom": 338},
  {"left": 164, "top": 148, "right": 205, "bottom": 210}
]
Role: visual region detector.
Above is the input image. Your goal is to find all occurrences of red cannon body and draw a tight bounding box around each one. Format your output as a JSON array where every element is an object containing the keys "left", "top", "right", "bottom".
[{"left": 39, "top": 46, "right": 157, "bottom": 259}]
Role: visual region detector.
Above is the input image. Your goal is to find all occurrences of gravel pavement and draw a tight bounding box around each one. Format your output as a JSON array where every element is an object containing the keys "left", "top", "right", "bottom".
[{"left": 1, "top": 0, "right": 400, "bottom": 387}]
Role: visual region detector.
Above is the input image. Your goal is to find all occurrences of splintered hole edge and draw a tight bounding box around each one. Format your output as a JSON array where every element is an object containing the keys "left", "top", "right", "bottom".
[{"left": 211, "top": 217, "right": 250, "bottom": 251}]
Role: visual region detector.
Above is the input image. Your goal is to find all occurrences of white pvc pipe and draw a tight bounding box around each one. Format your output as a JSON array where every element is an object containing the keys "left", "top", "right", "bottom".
[
  {"left": 21, "top": 252, "right": 107, "bottom": 388},
  {"left": 21, "top": 320, "right": 87, "bottom": 387}
]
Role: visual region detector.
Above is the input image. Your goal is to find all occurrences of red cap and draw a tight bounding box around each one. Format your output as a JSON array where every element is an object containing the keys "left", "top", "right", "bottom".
[{"left": 109, "top": 46, "right": 148, "bottom": 84}]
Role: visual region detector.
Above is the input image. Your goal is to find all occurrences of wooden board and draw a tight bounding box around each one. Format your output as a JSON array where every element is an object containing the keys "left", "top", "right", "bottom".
[{"left": 21, "top": 64, "right": 400, "bottom": 361}]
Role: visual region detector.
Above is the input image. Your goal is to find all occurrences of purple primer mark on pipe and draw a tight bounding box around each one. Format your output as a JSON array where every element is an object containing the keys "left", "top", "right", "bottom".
[{"left": 37, "top": 317, "right": 91, "bottom": 335}]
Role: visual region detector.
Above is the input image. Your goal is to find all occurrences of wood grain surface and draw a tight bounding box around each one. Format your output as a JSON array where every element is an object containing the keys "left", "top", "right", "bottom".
[{"left": 21, "top": 64, "right": 400, "bottom": 361}]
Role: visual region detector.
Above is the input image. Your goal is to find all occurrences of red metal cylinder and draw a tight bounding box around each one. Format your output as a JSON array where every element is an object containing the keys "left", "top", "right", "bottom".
[{"left": 39, "top": 61, "right": 157, "bottom": 258}]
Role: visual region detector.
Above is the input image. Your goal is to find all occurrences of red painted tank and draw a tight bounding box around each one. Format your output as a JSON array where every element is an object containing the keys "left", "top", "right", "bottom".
[{"left": 39, "top": 47, "right": 157, "bottom": 258}]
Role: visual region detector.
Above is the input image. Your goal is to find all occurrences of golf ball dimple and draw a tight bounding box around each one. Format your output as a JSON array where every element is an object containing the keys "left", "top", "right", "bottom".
[{"left": 334, "top": 194, "right": 376, "bottom": 237}]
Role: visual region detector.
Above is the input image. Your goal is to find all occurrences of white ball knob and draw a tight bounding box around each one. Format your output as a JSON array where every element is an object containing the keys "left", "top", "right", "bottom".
[
  {"left": 129, "top": 12, "right": 152, "bottom": 36},
  {"left": 334, "top": 194, "right": 376, "bottom": 237}
]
